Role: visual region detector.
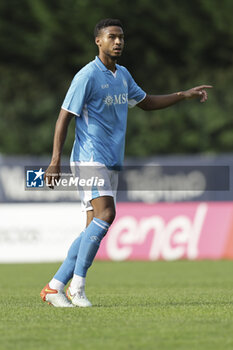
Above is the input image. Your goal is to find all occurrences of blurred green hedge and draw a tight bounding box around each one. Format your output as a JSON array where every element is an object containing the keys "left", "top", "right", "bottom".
[{"left": 0, "top": 0, "right": 232, "bottom": 156}]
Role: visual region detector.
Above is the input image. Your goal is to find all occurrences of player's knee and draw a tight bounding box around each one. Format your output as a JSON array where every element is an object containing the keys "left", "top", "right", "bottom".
[{"left": 97, "top": 206, "right": 116, "bottom": 225}]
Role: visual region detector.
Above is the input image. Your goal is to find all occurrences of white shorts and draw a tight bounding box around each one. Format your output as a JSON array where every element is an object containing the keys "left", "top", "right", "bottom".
[{"left": 70, "top": 161, "right": 118, "bottom": 212}]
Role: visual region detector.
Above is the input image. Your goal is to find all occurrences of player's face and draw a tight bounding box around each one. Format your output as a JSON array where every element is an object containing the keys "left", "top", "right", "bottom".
[{"left": 96, "top": 26, "right": 124, "bottom": 60}]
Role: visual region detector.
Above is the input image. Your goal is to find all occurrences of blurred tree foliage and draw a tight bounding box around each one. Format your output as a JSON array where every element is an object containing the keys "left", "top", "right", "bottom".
[{"left": 0, "top": 0, "right": 232, "bottom": 156}]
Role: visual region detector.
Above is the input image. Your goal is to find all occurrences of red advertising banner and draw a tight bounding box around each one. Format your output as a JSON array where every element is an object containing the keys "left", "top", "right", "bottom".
[{"left": 97, "top": 202, "right": 233, "bottom": 261}]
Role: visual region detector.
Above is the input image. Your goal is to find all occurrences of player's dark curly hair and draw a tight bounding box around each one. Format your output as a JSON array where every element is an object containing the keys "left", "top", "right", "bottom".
[{"left": 94, "top": 18, "right": 123, "bottom": 38}]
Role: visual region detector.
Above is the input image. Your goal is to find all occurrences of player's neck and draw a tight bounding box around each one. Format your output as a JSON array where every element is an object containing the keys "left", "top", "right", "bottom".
[{"left": 98, "top": 54, "right": 117, "bottom": 73}]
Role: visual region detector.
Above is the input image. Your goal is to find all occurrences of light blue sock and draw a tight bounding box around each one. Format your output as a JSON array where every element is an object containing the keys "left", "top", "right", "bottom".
[
  {"left": 74, "top": 218, "right": 110, "bottom": 277},
  {"left": 54, "top": 230, "right": 85, "bottom": 284}
]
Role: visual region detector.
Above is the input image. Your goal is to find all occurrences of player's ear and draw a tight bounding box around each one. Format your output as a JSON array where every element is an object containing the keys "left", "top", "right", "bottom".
[{"left": 95, "top": 36, "right": 101, "bottom": 47}]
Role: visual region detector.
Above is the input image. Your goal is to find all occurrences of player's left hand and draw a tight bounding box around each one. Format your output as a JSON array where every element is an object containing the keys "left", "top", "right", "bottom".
[{"left": 183, "top": 85, "right": 213, "bottom": 103}]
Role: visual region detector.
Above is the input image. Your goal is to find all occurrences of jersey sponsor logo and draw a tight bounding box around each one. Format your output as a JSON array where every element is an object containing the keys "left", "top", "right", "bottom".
[
  {"left": 103, "top": 94, "right": 114, "bottom": 106},
  {"left": 103, "top": 93, "right": 128, "bottom": 106}
]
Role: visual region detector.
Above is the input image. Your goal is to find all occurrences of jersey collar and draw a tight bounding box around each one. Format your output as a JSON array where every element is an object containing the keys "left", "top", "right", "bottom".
[{"left": 94, "top": 56, "right": 117, "bottom": 73}]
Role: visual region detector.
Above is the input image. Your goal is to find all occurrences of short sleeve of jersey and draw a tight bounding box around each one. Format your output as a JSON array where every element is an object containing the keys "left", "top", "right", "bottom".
[
  {"left": 61, "top": 73, "right": 92, "bottom": 116},
  {"left": 123, "top": 68, "right": 146, "bottom": 108}
]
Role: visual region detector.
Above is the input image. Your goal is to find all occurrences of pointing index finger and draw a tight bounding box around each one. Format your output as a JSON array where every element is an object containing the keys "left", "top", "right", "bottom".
[{"left": 195, "top": 85, "right": 213, "bottom": 90}]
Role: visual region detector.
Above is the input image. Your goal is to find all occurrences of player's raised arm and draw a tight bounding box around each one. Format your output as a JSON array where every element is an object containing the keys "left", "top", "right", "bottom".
[
  {"left": 137, "top": 85, "right": 213, "bottom": 111},
  {"left": 45, "top": 108, "right": 74, "bottom": 189}
]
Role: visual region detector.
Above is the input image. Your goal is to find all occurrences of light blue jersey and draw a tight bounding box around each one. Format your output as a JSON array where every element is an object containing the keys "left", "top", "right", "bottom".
[{"left": 62, "top": 56, "right": 146, "bottom": 168}]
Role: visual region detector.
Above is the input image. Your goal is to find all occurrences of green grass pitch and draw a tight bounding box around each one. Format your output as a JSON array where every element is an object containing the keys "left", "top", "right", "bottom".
[{"left": 1, "top": 260, "right": 233, "bottom": 350}]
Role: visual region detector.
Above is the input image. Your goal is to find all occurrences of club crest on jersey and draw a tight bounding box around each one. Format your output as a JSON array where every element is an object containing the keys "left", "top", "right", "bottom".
[
  {"left": 123, "top": 78, "right": 128, "bottom": 88},
  {"left": 103, "top": 93, "right": 128, "bottom": 106}
]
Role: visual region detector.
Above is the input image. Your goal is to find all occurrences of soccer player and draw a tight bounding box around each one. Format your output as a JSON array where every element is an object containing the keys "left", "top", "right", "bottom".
[{"left": 40, "top": 18, "right": 212, "bottom": 307}]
